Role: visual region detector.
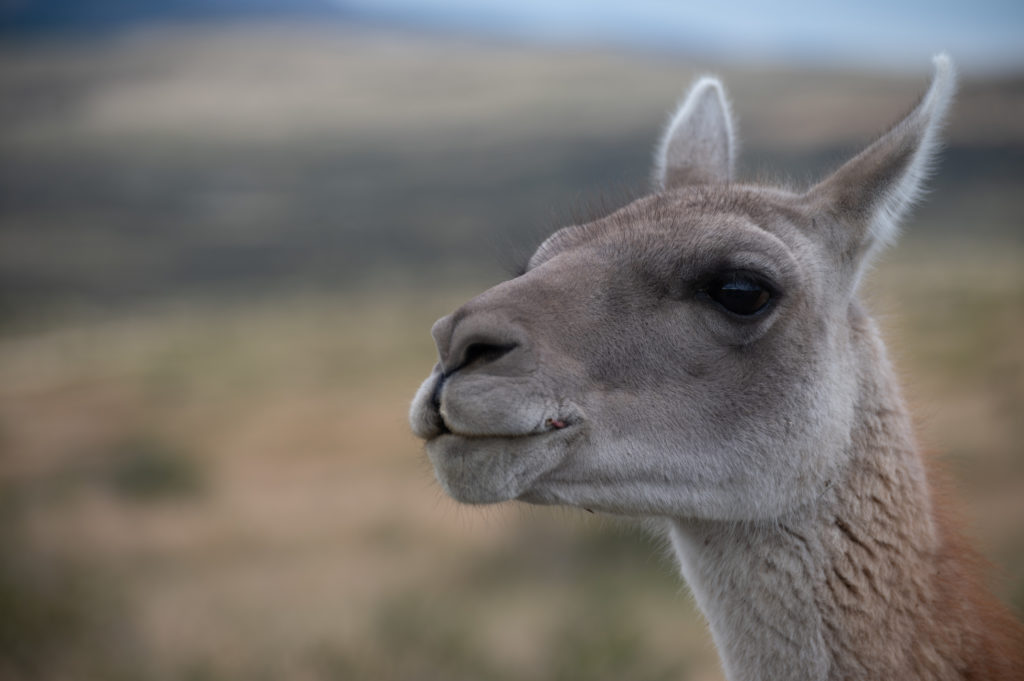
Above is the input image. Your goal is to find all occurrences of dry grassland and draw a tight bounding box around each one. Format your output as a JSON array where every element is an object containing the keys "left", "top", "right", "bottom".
[{"left": 1, "top": 245, "right": 1022, "bottom": 681}]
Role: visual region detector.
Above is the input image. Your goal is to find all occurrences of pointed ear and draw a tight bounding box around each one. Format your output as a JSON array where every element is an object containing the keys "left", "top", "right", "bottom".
[
  {"left": 806, "top": 54, "right": 956, "bottom": 268},
  {"left": 653, "top": 77, "right": 737, "bottom": 190}
]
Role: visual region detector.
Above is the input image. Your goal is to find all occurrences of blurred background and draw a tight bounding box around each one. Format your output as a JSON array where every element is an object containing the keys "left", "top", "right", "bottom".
[{"left": 0, "top": 2, "right": 1021, "bottom": 680}]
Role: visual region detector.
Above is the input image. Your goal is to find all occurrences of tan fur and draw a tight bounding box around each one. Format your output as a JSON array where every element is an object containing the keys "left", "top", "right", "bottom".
[
  {"left": 409, "top": 56, "right": 1024, "bottom": 679},
  {"left": 678, "top": 313, "right": 1024, "bottom": 679}
]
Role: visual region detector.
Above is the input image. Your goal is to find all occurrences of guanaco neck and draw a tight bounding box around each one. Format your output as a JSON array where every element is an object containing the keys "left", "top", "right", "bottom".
[{"left": 667, "top": 312, "right": 1024, "bottom": 681}]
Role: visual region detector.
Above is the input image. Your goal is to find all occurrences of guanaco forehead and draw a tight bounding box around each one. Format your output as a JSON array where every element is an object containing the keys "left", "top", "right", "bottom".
[{"left": 527, "top": 186, "right": 813, "bottom": 291}]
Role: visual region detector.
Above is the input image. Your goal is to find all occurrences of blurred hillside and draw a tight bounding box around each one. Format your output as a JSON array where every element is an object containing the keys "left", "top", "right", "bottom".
[
  {"left": 1, "top": 25, "right": 1022, "bottom": 322},
  {"left": 0, "top": 0, "right": 343, "bottom": 32}
]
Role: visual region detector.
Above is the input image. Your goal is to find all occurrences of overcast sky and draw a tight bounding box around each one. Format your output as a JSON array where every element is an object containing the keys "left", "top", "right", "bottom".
[{"left": 342, "top": 0, "right": 1024, "bottom": 73}]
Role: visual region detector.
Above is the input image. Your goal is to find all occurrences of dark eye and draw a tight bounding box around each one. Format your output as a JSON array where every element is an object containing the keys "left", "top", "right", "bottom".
[{"left": 702, "top": 273, "right": 773, "bottom": 316}]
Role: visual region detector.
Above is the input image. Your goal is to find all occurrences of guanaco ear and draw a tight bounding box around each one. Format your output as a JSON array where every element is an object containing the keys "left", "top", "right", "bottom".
[
  {"left": 806, "top": 54, "right": 956, "bottom": 271},
  {"left": 654, "top": 77, "right": 737, "bottom": 190}
]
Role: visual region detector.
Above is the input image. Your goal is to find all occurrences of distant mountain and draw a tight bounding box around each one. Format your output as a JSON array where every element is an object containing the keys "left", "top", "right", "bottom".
[{"left": 0, "top": 0, "right": 349, "bottom": 33}]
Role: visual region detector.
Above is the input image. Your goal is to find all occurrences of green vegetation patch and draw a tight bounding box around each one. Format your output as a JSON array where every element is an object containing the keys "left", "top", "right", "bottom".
[{"left": 103, "top": 434, "right": 205, "bottom": 502}]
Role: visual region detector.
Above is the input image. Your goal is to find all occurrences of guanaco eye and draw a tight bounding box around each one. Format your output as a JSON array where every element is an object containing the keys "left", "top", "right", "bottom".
[{"left": 702, "top": 273, "right": 772, "bottom": 316}]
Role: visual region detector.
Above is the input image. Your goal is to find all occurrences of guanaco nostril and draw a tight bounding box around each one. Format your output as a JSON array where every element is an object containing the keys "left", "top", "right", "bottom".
[{"left": 455, "top": 341, "right": 518, "bottom": 373}]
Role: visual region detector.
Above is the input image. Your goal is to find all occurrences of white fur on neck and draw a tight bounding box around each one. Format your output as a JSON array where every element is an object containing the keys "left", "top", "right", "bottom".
[{"left": 667, "top": 517, "right": 831, "bottom": 681}]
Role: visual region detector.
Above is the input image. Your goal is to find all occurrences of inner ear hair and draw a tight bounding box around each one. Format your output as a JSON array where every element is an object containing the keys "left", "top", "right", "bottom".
[
  {"left": 806, "top": 54, "right": 956, "bottom": 266},
  {"left": 654, "top": 76, "right": 738, "bottom": 191}
]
